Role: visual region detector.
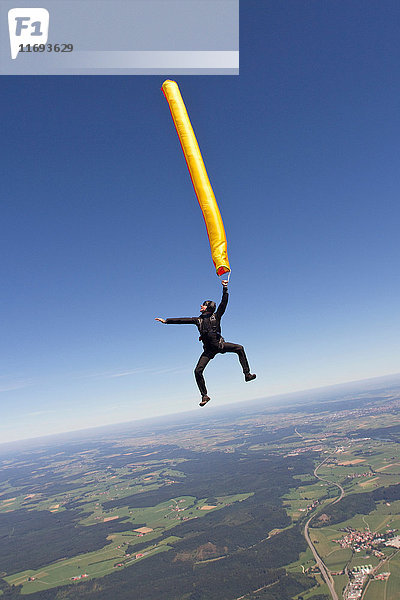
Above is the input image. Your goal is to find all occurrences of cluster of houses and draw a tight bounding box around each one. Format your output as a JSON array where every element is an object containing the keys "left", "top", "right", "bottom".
[
  {"left": 374, "top": 571, "right": 390, "bottom": 580},
  {"left": 298, "top": 499, "right": 320, "bottom": 513},
  {"left": 334, "top": 527, "right": 398, "bottom": 554},
  {"left": 332, "top": 528, "right": 399, "bottom": 599},
  {"left": 344, "top": 564, "right": 391, "bottom": 600},
  {"left": 285, "top": 444, "right": 324, "bottom": 457},
  {"left": 70, "top": 573, "right": 88, "bottom": 581},
  {"left": 385, "top": 534, "right": 400, "bottom": 548},
  {"left": 344, "top": 565, "right": 372, "bottom": 600},
  {"left": 345, "top": 471, "right": 373, "bottom": 479}
]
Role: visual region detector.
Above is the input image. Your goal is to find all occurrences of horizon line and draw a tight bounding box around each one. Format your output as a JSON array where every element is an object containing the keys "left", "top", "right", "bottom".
[{"left": 1, "top": 370, "right": 400, "bottom": 450}]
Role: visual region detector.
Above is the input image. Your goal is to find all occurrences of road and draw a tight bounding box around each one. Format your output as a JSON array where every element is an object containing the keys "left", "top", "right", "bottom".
[
  {"left": 304, "top": 514, "right": 338, "bottom": 600},
  {"left": 303, "top": 455, "right": 345, "bottom": 600}
]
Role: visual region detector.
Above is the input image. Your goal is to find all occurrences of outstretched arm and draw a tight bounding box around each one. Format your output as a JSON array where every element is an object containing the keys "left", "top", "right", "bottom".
[
  {"left": 215, "top": 280, "right": 229, "bottom": 319},
  {"left": 155, "top": 317, "right": 197, "bottom": 325}
]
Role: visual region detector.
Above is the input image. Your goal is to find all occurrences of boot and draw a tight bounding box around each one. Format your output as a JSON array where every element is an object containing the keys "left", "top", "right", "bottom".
[
  {"left": 199, "top": 395, "right": 211, "bottom": 407},
  {"left": 245, "top": 373, "right": 256, "bottom": 382}
]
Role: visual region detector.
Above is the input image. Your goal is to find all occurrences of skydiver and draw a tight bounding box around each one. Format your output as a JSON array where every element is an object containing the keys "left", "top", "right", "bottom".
[{"left": 155, "top": 280, "right": 256, "bottom": 407}]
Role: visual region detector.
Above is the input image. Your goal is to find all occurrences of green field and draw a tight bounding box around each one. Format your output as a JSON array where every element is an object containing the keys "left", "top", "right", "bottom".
[
  {"left": 2, "top": 385, "right": 400, "bottom": 599},
  {"left": 322, "top": 500, "right": 400, "bottom": 535},
  {"left": 283, "top": 481, "right": 328, "bottom": 521},
  {"left": 6, "top": 540, "right": 172, "bottom": 595},
  {"left": 315, "top": 441, "right": 400, "bottom": 498},
  {"left": 324, "top": 547, "right": 352, "bottom": 571},
  {"left": 4, "top": 492, "right": 252, "bottom": 594},
  {"left": 0, "top": 461, "right": 189, "bottom": 516},
  {"left": 332, "top": 573, "right": 348, "bottom": 600},
  {"left": 364, "top": 550, "right": 400, "bottom": 600},
  {"left": 306, "top": 498, "right": 400, "bottom": 570}
]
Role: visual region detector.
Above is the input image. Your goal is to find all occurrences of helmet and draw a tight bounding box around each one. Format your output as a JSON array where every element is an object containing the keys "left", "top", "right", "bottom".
[{"left": 202, "top": 300, "right": 216, "bottom": 314}]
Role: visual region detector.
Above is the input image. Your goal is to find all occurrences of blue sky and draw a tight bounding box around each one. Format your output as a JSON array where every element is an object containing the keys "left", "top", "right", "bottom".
[{"left": 2, "top": 1, "right": 400, "bottom": 443}]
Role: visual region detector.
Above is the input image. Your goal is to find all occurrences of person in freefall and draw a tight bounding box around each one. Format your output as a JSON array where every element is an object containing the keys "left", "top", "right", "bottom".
[{"left": 155, "top": 280, "right": 256, "bottom": 406}]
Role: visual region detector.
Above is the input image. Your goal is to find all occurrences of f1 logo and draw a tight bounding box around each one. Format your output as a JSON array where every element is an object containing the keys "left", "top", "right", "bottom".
[{"left": 8, "top": 8, "right": 49, "bottom": 59}]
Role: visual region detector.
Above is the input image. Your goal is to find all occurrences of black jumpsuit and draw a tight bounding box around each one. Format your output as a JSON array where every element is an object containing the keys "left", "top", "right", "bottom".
[{"left": 165, "top": 286, "right": 251, "bottom": 396}]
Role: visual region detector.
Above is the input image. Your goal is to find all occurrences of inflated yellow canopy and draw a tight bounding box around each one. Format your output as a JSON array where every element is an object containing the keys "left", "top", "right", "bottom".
[{"left": 162, "top": 80, "right": 230, "bottom": 277}]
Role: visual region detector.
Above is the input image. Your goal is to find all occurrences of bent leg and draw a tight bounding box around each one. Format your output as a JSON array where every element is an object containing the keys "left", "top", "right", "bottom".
[
  {"left": 221, "top": 342, "right": 251, "bottom": 374},
  {"left": 194, "top": 353, "right": 212, "bottom": 396}
]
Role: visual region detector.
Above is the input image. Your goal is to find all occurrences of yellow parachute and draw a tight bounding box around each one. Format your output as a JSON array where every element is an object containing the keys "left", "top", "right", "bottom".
[{"left": 162, "top": 80, "right": 230, "bottom": 278}]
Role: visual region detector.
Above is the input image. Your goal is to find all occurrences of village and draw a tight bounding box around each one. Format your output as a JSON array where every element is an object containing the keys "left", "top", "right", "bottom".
[
  {"left": 333, "top": 526, "right": 399, "bottom": 556},
  {"left": 331, "top": 527, "right": 399, "bottom": 600},
  {"left": 343, "top": 564, "right": 391, "bottom": 600}
]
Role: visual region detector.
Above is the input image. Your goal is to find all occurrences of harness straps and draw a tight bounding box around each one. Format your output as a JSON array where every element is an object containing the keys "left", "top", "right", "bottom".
[
  {"left": 198, "top": 315, "right": 225, "bottom": 349},
  {"left": 199, "top": 314, "right": 217, "bottom": 335}
]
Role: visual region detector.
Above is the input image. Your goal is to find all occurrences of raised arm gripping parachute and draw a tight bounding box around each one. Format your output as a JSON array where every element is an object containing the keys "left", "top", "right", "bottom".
[{"left": 162, "top": 80, "right": 230, "bottom": 278}]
